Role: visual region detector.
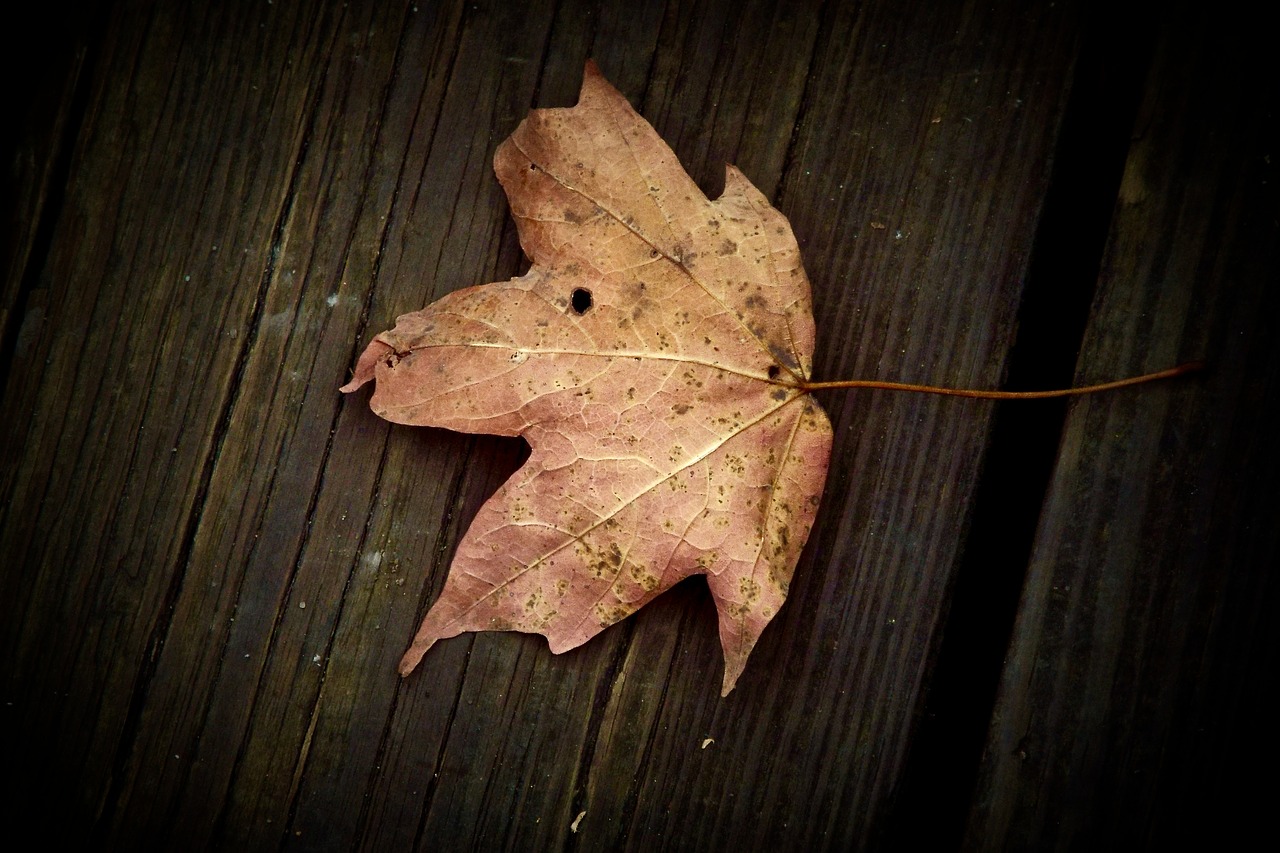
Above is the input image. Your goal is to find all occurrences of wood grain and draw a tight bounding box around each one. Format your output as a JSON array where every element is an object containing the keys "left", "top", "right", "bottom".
[
  {"left": 966, "top": 4, "right": 1279, "bottom": 848},
  {"left": 1, "top": 0, "right": 1269, "bottom": 848}
]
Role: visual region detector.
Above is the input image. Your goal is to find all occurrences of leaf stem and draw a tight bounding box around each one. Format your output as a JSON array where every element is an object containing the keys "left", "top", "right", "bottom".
[{"left": 796, "top": 361, "right": 1204, "bottom": 399}]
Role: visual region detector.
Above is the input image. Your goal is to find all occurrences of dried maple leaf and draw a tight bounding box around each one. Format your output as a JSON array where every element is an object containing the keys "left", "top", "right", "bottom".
[{"left": 342, "top": 62, "right": 833, "bottom": 695}]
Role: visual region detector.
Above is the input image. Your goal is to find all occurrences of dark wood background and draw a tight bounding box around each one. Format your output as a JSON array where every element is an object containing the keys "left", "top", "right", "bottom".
[{"left": 3, "top": 0, "right": 1275, "bottom": 848}]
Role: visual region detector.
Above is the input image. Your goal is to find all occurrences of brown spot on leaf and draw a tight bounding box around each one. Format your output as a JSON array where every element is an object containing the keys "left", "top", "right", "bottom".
[{"left": 628, "top": 562, "right": 660, "bottom": 591}]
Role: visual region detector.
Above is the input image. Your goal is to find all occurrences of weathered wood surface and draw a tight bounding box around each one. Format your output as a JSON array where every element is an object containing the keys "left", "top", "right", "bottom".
[
  {"left": 966, "top": 5, "right": 1278, "bottom": 848},
  {"left": 1, "top": 0, "right": 1272, "bottom": 848}
]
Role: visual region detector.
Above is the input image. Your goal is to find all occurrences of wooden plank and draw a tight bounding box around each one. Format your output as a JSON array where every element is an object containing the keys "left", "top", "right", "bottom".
[
  {"left": 585, "top": 1, "right": 1085, "bottom": 846},
  {"left": 0, "top": 0, "right": 1126, "bottom": 847},
  {"left": 0, "top": 3, "right": 96, "bottom": 365},
  {"left": 241, "top": 5, "right": 576, "bottom": 850},
  {"left": 884, "top": 6, "right": 1163, "bottom": 842},
  {"left": 95, "top": 2, "right": 467, "bottom": 847},
  {"left": 966, "top": 4, "right": 1279, "bottom": 847},
  {"left": 2, "top": 1, "right": 350, "bottom": 842}
]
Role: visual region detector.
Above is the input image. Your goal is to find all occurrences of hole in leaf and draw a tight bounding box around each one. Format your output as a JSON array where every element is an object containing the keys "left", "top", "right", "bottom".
[
  {"left": 767, "top": 364, "right": 781, "bottom": 379},
  {"left": 571, "top": 288, "right": 593, "bottom": 314}
]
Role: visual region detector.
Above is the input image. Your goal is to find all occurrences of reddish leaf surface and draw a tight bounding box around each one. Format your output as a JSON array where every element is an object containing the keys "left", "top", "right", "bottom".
[{"left": 342, "top": 63, "right": 833, "bottom": 695}]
